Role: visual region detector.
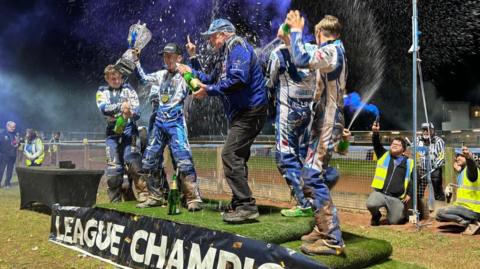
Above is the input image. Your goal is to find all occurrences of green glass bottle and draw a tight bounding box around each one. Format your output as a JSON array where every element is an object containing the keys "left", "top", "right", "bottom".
[
  {"left": 337, "top": 140, "right": 350, "bottom": 152},
  {"left": 281, "top": 23, "right": 291, "bottom": 35},
  {"left": 113, "top": 115, "right": 127, "bottom": 135},
  {"left": 183, "top": 71, "right": 201, "bottom": 92},
  {"left": 167, "top": 174, "right": 181, "bottom": 215}
]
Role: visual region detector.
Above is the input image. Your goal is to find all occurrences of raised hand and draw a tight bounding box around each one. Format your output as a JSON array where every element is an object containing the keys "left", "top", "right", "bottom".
[
  {"left": 342, "top": 128, "right": 351, "bottom": 140},
  {"left": 286, "top": 10, "right": 305, "bottom": 30},
  {"left": 462, "top": 146, "right": 473, "bottom": 159},
  {"left": 372, "top": 121, "right": 380, "bottom": 133},
  {"left": 193, "top": 85, "right": 208, "bottom": 99},
  {"left": 121, "top": 101, "right": 132, "bottom": 119},
  {"left": 186, "top": 35, "right": 197, "bottom": 57},
  {"left": 176, "top": 63, "right": 192, "bottom": 75}
]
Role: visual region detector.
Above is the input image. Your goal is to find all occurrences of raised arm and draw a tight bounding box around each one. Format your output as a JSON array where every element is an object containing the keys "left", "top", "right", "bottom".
[
  {"left": 372, "top": 122, "right": 386, "bottom": 158},
  {"left": 265, "top": 49, "right": 281, "bottom": 89},
  {"left": 135, "top": 61, "right": 161, "bottom": 83}
]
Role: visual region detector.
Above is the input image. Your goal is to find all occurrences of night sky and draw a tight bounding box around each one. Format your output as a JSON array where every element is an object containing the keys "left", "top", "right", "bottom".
[{"left": 0, "top": 0, "right": 479, "bottom": 134}]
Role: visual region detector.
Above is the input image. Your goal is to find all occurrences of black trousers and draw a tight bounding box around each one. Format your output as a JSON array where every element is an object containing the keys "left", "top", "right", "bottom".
[
  {"left": 222, "top": 105, "right": 267, "bottom": 207},
  {"left": 418, "top": 169, "right": 445, "bottom": 201}
]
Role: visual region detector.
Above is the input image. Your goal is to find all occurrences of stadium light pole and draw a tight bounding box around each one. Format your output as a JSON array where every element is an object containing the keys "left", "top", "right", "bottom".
[{"left": 412, "top": 0, "right": 420, "bottom": 227}]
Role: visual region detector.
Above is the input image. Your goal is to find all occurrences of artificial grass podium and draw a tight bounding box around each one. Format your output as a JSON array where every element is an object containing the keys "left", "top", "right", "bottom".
[{"left": 98, "top": 200, "right": 393, "bottom": 269}]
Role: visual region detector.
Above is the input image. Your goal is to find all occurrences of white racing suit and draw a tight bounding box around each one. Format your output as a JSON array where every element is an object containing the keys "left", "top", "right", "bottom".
[
  {"left": 136, "top": 62, "right": 201, "bottom": 205},
  {"left": 266, "top": 43, "right": 316, "bottom": 208}
]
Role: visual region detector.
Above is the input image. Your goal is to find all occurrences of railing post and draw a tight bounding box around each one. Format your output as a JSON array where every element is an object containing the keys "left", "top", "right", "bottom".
[
  {"left": 444, "top": 147, "right": 455, "bottom": 186},
  {"left": 56, "top": 144, "right": 60, "bottom": 168},
  {"left": 83, "top": 138, "right": 90, "bottom": 169},
  {"left": 216, "top": 145, "right": 224, "bottom": 193}
]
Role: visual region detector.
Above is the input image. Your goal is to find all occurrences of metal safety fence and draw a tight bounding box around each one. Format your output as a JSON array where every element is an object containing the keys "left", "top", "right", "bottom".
[{"left": 16, "top": 141, "right": 460, "bottom": 211}]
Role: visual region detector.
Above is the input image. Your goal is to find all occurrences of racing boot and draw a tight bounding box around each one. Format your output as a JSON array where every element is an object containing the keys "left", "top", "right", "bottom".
[
  {"left": 300, "top": 239, "right": 345, "bottom": 256},
  {"left": 181, "top": 174, "right": 203, "bottom": 212},
  {"left": 106, "top": 174, "right": 123, "bottom": 203},
  {"left": 135, "top": 173, "right": 164, "bottom": 208}
]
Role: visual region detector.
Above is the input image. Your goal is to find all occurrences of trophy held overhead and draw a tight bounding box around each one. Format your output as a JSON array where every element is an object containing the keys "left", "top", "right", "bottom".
[{"left": 114, "top": 21, "right": 152, "bottom": 77}]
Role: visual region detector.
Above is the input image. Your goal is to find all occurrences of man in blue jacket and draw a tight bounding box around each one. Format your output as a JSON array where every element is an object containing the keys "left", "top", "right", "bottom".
[
  {"left": 0, "top": 121, "right": 20, "bottom": 188},
  {"left": 178, "top": 19, "right": 267, "bottom": 223}
]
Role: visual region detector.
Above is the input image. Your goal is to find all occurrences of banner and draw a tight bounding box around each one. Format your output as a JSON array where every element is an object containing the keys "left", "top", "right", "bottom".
[{"left": 49, "top": 205, "right": 328, "bottom": 269}]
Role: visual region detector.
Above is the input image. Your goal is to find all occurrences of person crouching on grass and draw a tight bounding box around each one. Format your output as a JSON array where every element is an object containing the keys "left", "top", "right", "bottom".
[{"left": 366, "top": 121, "right": 413, "bottom": 226}]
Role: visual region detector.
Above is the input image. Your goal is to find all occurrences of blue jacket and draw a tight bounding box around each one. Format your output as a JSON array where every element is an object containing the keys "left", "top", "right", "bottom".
[{"left": 192, "top": 35, "right": 267, "bottom": 121}]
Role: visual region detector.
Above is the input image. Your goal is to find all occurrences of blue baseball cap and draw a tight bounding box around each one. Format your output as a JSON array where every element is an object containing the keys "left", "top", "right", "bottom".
[{"left": 201, "top": 19, "right": 236, "bottom": 36}]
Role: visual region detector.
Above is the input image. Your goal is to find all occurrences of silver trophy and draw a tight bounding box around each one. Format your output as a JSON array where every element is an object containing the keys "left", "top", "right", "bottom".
[{"left": 115, "top": 21, "right": 152, "bottom": 76}]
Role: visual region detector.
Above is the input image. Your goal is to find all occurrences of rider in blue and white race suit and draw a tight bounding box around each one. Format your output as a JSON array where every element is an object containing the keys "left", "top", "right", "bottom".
[
  {"left": 135, "top": 43, "right": 201, "bottom": 210},
  {"left": 96, "top": 65, "right": 142, "bottom": 202},
  {"left": 266, "top": 40, "right": 317, "bottom": 215}
]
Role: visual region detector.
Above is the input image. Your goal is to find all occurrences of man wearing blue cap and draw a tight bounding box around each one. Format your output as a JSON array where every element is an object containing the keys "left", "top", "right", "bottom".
[{"left": 177, "top": 18, "right": 267, "bottom": 223}]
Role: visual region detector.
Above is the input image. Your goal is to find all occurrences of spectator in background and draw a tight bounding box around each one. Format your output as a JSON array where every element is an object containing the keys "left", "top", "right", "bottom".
[
  {"left": 0, "top": 121, "right": 20, "bottom": 188},
  {"left": 416, "top": 122, "right": 446, "bottom": 201},
  {"left": 48, "top": 132, "right": 61, "bottom": 166},
  {"left": 23, "top": 129, "right": 44, "bottom": 167},
  {"left": 366, "top": 121, "right": 413, "bottom": 225},
  {"left": 436, "top": 146, "right": 480, "bottom": 235}
]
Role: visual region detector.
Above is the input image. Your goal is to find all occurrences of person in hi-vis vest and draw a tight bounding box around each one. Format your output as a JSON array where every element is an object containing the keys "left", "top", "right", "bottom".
[
  {"left": 436, "top": 146, "right": 480, "bottom": 235},
  {"left": 366, "top": 121, "right": 413, "bottom": 225},
  {"left": 23, "top": 129, "right": 44, "bottom": 167}
]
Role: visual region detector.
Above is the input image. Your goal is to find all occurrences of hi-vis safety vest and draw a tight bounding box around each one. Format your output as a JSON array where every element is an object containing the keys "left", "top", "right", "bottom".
[
  {"left": 25, "top": 138, "right": 44, "bottom": 166},
  {"left": 371, "top": 152, "right": 413, "bottom": 198},
  {"left": 454, "top": 168, "right": 480, "bottom": 213}
]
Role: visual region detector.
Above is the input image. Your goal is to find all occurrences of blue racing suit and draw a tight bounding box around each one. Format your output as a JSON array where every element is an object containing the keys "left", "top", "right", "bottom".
[
  {"left": 291, "top": 29, "right": 348, "bottom": 247},
  {"left": 136, "top": 62, "right": 201, "bottom": 204},
  {"left": 266, "top": 43, "right": 316, "bottom": 208},
  {"left": 96, "top": 83, "right": 140, "bottom": 202}
]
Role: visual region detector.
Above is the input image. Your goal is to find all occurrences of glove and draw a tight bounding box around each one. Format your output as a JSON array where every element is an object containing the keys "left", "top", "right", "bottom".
[{"left": 445, "top": 184, "right": 453, "bottom": 203}]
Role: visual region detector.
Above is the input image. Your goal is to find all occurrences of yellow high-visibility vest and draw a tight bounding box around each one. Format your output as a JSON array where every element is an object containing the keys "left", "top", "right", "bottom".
[
  {"left": 454, "top": 168, "right": 480, "bottom": 213},
  {"left": 371, "top": 151, "right": 413, "bottom": 198},
  {"left": 25, "top": 138, "right": 44, "bottom": 166}
]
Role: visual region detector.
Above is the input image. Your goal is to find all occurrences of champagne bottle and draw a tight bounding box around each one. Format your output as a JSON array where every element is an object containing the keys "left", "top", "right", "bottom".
[
  {"left": 183, "top": 71, "right": 201, "bottom": 92},
  {"left": 113, "top": 115, "right": 127, "bottom": 135},
  {"left": 281, "top": 23, "right": 291, "bottom": 35},
  {"left": 337, "top": 139, "right": 350, "bottom": 152},
  {"left": 167, "top": 174, "right": 181, "bottom": 215}
]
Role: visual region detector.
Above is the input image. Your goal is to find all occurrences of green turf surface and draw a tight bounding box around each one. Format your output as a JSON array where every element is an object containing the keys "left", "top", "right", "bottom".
[
  {"left": 98, "top": 200, "right": 314, "bottom": 244},
  {"left": 98, "top": 200, "right": 393, "bottom": 269},
  {"left": 282, "top": 232, "right": 392, "bottom": 269}
]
